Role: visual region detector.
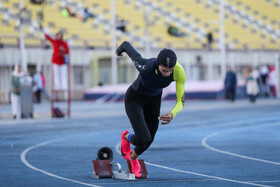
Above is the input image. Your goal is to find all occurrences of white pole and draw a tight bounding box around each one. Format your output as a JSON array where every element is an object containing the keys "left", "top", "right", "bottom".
[
  {"left": 144, "top": 7, "right": 151, "bottom": 57},
  {"left": 253, "top": 52, "right": 258, "bottom": 67},
  {"left": 207, "top": 52, "right": 213, "bottom": 80},
  {"left": 19, "top": 0, "right": 27, "bottom": 74},
  {"left": 219, "top": 0, "right": 226, "bottom": 80},
  {"left": 111, "top": 0, "right": 117, "bottom": 85},
  {"left": 275, "top": 54, "right": 279, "bottom": 98}
]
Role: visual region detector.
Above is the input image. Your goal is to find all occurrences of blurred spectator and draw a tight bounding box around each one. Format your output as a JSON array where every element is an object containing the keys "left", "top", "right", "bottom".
[
  {"left": 30, "top": 0, "right": 44, "bottom": 5},
  {"left": 61, "top": 7, "right": 69, "bottom": 18},
  {"left": 45, "top": 32, "right": 69, "bottom": 90},
  {"left": 116, "top": 17, "right": 127, "bottom": 33},
  {"left": 66, "top": 7, "right": 76, "bottom": 17},
  {"left": 254, "top": 66, "right": 261, "bottom": 92},
  {"left": 19, "top": 7, "right": 32, "bottom": 24},
  {"left": 83, "top": 8, "right": 95, "bottom": 22},
  {"left": 224, "top": 66, "right": 237, "bottom": 102},
  {"left": 61, "top": 7, "right": 76, "bottom": 18},
  {"left": 268, "top": 65, "right": 277, "bottom": 98},
  {"left": 33, "top": 71, "right": 43, "bottom": 103},
  {"left": 205, "top": 32, "right": 213, "bottom": 50},
  {"left": 245, "top": 66, "right": 259, "bottom": 103},
  {"left": 98, "top": 81, "right": 103, "bottom": 86},
  {"left": 167, "top": 25, "right": 185, "bottom": 37},
  {"left": 260, "top": 65, "right": 269, "bottom": 97},
  {"left": 36, "top": 8, "right": 44, "bottom": 28},
  {"left": 11, "top": 64, "right": 24, "bottom": 119},
  {"left": 41, "top": 71, "right": 50, "bottom": 101},
  {"left": 0, "top": 37, "right": 4, "bottom": 48}
]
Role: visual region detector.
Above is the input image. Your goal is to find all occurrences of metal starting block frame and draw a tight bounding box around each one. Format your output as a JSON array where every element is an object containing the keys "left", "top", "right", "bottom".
[
  {"left": 112, "top": 163, "right": 136, "bottom": 180},
  {"left": 92, "top": 159, "right": 148, "bottom": 180}
]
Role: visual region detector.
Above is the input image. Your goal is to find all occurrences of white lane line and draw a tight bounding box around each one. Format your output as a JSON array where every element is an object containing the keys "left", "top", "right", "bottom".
[
  {"left": 0, "top": 153, "right": 21, "bottom": 155},
  {"left": 20, "top": 137, "right": 101, "bottom": 187},
  {"left": 247, "top": 181, "right": 280, "bottom": 183},
  {"left": 115, "top": 143, "right": 271, "bottom": 187},
  {"left": 202, "top": 133, "right": 280, "bottom": 166}
]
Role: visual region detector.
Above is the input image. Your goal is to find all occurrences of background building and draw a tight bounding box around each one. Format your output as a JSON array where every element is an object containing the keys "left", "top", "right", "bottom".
[{"left": 0, "top": 0, "right": 279, "bottom": 102}]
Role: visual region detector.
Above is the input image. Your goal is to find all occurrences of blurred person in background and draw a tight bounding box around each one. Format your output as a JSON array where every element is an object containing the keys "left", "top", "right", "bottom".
[
  {"left": 11, "top": 64, "right": 24, "bottom": 119},
  {"left": 36, "top": 8, "right": 43, "bottom": 29},
  {"left": 83, "top": 8, "right": 95, "bottom": 22},
  {"left": 0, "top": 37, "right": 4, "bottom": 48},
  {"left": 33, "top": 71, "right": 43, "bottom": 103},
  {"left": 255, "top": 66, "right": 261, "bottom": 95},
  {"left": 268, "top": 65, "right": 277, "bottom": 98},
  {"left": 167, "top": 25, "right": 185, "bottom": 37},
  {"left": 61, "top": 7, "right": 70, "bottom": 18},
  {"left": 260, "top": 65, "right": 270, "bottom": 97},
  {"left": 245, "top": 66, "right": 259, "bottom": 103},
  {"left": 44, "top": 32, "right": 69, "bottom": 91},
  {"left": 66, "top": 7, "right": 76, "bottom": 17},
  {"left": 116, "top": 41, "right": 186, "bottom": 178},
  {"left": 30, "top": 0, "right": 44, "bottom": 5},
  {"left": 41, "top": 71, "right": 50, "bottom": 101},
  {"left": 224, "top": 66, "right": 237, "bottom": 102},
  {"left": 115, "top": 16, "right": 127, "bottom": 33},
  {"left": 206, "top": 32, "right": 213, "bottom": 50}
]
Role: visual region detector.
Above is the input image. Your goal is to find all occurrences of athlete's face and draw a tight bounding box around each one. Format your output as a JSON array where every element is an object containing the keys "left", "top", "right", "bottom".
[
  {"left": 56, "top": 33, "right": 63, "bottom": 40},
  {"left": 17, "top": 65, "right": 22, "bottom": 73},
  {"left": 158, "top": 65, "right": 174, "bottom": 77}
]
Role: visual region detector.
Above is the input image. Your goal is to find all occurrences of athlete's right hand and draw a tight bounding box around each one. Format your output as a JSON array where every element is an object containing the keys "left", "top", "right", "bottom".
[{"left": 158, "top": 113, "right": 173, "bottom": 125}]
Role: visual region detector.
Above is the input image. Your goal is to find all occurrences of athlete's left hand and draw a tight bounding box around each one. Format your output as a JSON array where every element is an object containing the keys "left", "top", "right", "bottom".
[
  {"left": 115, "top": 43, "right": 122, "bottom": 57},
  {"left": 158, "top": 113, "right": 173, "bottom": 125}
]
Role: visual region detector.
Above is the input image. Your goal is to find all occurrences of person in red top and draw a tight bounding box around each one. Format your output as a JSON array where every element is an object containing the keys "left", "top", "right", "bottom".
[
  {"left": 45, "top": 32, "right": 69, "bottom": 90},
  {"left": 268, "top": 65, "right": 277, "bottom": 98}
]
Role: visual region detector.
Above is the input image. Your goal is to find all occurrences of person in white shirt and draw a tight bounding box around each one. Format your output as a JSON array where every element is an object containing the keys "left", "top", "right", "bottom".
[
  {"left": 11, "top": 64, "right": 24, "bottom": 119},
  {"left": 33, "top": 71, "right": 43, "bottom": 103}
]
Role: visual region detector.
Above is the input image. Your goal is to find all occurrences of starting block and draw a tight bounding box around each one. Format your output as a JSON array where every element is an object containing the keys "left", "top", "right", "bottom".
[
  {"left": 92, "top": 147, "right": 148, "bottom": 180},
  {"left": 92, "top": 160, "right": 112, "bottom": 179},
  {"left": 92, "top": 159, "right": 148, "bottom": 180},
  {"left": 92, "top": 160, "right": 136, "bottom": 180}
]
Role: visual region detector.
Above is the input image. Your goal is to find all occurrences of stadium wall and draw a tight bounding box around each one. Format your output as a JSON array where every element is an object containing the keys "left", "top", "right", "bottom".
[{"left": 0, "top": 48, "right": 279, "bottom": 102}]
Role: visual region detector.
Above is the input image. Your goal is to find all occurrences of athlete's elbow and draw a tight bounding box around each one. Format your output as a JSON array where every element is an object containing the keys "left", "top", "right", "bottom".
[{"left": 122, "top": 41, "right": 130, "bottom": 46}]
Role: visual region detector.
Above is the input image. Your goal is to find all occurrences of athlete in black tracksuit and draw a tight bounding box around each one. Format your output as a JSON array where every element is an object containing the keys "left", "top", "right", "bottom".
[{"left": 116, "top": 41, "right": 186, "bottom": 176}]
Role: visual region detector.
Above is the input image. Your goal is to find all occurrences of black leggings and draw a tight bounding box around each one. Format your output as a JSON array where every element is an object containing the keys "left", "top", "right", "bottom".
[{"left": 125, "top": 86, "right": 162, "bottom": 155}]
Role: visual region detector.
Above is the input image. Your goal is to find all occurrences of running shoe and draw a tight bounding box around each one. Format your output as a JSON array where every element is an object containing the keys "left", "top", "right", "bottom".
[
  {"left": 120, "top": 130, "right": 130, "bottom": 159},
  {"left": 130, "top": 155, "right": 142, "bottom": 178}
]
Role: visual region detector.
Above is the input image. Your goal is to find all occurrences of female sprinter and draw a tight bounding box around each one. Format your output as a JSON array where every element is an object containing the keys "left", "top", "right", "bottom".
[{"left": 116, "top": 41, "right": 186, "bottom": 178}]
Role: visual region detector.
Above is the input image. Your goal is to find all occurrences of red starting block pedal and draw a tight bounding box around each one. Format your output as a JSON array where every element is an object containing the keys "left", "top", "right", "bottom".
[
  {"left": 126, "top": 159, "right": 148, "bottom": 179},
  {"left": 92, "top": 160, "right": 113, "bottom": 179},
  {"left": 92, "top": 160, "right": 136, "bottom": 180}
]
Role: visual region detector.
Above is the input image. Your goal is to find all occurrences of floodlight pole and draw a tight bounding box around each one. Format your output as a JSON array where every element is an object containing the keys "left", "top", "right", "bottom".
[
  {"left": 19, "top": 0, "right": 27, "bottom": 74},
  {"left": 111, "top": 0, "right": 117, "bottom": 85},
  {"left": 276, "top": 54, "right": 280, "bottom": 98},
  {"left": 219, "top": 0, "right": 226, "bottom": 80},
  {"left": 144, "top": 7, "right": 151, "bottom": 57}
]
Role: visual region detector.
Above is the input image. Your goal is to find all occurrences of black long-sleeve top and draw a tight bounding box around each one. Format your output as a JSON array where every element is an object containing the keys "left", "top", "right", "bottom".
[{"left": 116, "top": 41, "right": 186, "bottom": 117}]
